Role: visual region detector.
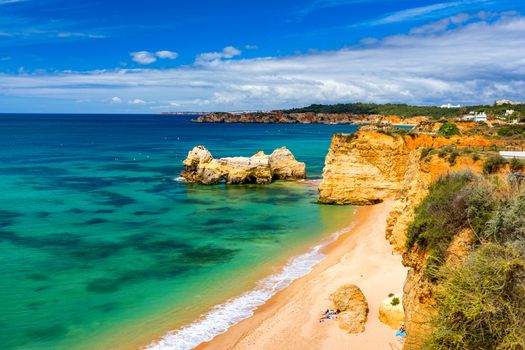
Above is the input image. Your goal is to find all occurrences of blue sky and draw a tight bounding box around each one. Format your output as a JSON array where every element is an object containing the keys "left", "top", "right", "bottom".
[{"left": 1, "top": 0, "right": 525, "bottom": 112}]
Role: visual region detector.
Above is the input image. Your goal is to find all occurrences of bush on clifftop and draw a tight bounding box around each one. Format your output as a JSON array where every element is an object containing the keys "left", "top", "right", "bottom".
[
  {"left": 438, "top": 123, "right": 461, "bottom": 137},
  {"left": 483, "top": 155, "right": 508, "bottom": 174}
]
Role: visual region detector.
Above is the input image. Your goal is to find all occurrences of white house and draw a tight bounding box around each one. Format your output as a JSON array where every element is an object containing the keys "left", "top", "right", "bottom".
[{"left": 462, "top": 111, "right": 487, "bottom": 122}]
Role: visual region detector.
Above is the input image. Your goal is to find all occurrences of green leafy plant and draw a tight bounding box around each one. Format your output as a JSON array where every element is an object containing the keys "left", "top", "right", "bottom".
[
  {"left": 438, "top": 123, "right": 461, "bottom": 137},
  {"left": 391, "top": 297, "right": 400, "bottom": 306}
]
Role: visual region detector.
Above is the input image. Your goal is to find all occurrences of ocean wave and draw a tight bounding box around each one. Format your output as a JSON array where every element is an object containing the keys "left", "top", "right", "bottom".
[
  {"left": 172, "top": 176, "right": 186, "bottom": 182},
  {"left": 146, "top": 224, "right": 354, "bottom": 350}
]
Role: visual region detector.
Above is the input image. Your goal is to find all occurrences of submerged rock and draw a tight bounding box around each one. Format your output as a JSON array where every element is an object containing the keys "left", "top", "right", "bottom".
[
  {"left": 180, "top": 146, "right": 306, "bottom": 185},
  {"left": 330, "top": 284, "right": 369, "bottom": 333}
]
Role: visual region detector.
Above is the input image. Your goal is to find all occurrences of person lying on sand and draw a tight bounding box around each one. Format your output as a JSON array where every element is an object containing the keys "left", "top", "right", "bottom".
[{"left": 319, "top": 309, "right": 339, "bottom": 322}]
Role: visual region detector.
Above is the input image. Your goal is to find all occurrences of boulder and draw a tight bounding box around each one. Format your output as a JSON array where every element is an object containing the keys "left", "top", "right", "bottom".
[
  {"left": 378, "top": 294, "right": 405, "bottom": 329},
  {"left": 269, "top": 147, "right": 306, "bottom": 180},
  {"left": 180, "top": 146, "right": 306, "bottom": 184},
  {"left": 330, "top": 284, "right": 369, "bottom": 333}
]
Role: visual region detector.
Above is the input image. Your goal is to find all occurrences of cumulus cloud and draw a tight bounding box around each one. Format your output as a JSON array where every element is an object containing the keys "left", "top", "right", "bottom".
[
  {"left": 128, "top": 98, "right": 146, "bottom": 105},
  {"left": 2, "top": 14, "right": 525, "bottom": 112},
  {"left": 196, "top": 46, "right": 242, "bottom": 63},
  {"left": 131, "top": 51, "right": 157, "bottom": 64},
  {"left": 155, "top": 50, "right": 179, "bottom": 59},
  {"left": 110, "top": 96, "right": 122, "bottom": 104},
  {"left": 130, "top": 50, "right": 179, "bottom": 64}
]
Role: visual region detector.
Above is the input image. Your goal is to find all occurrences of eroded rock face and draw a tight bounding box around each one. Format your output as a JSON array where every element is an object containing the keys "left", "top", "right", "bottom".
[
  {"left": 330, "top": 284, "right": 369, "bottom": 333},
  {"left": 318, "top": 130, "right": 492, "bottom": 206},
  {"left": 180, "top": 146, "right": 306, "bottom": 184},
  {"left": 269, "top": 147, "right": 307, "bottom": 180},
  {"left": 378, "top": 294, "right": 405, "bottom": 330}
]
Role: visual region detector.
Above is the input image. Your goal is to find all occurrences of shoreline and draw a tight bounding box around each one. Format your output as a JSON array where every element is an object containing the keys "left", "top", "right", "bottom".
[
  {"left": 142, "top": 208, "right": 357, "bottom": 350},
  {"left": 196, "top": 201, "right": 408, "bottom": 350}
]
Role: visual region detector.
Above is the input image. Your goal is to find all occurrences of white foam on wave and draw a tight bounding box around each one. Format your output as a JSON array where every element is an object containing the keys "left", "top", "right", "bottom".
[
  {"left": 172, "top": 176, "right": 186, "bottom": 182},
  {"left": 146, "top": 223, "right": 354, "bottom": 350}
]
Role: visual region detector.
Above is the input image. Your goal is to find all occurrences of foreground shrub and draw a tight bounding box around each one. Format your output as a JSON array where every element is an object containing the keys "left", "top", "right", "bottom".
[
  {"left": 483, "top": 155, "right": 508, "bottom": 174},
  {"left": 483, "top": 193, "right": 525, "bottom": 243},
  {"left": 426, "top": 243, "right": 525, "bottom": 350},
  {"left": 406, "top": 173, "right": 497, "bottom": 278}
]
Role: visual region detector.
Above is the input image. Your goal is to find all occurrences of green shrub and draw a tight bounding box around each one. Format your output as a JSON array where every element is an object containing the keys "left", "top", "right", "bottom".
[
  {"left": 448, "top": 151, "right": 460, "bottom": 165},
  {"left": 471, "top": 153, "right": 481, "bottom": 162},
  {"left": 406, "top": 173, "right": 497, "bottom": 278},
  {"left": 510, "top": 157, "right": 525, "bottom": 172},
  {"left": 483, "top": 193, "right": 525, "bottom": 243},
  {"left": 425, "top": 243, "right": 525, "bottom": 350},
  {"left": 388, "top": 292, "right": 394, "bottom": 298},
  {"left": 483, "top": 155, "right": 508, "bottom": 174},
  {"left": 391, "top": 297, "right": 400, "bottom": 306},
  {"left": 420, "top": 147, "right": 434, "bottom": 160},
  {"left": 438, "top": 123, "right": 461, "bottom": 137}
]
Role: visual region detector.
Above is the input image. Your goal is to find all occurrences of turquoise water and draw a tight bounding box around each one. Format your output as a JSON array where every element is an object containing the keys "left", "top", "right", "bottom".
[{"left": 0, "top": 114, "right": 357, "bottom": 350}]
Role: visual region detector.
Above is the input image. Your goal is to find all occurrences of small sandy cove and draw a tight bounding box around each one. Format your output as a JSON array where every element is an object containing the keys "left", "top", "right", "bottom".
[{"left": 197, "top": 201, "right": 408, "bottom": 350}]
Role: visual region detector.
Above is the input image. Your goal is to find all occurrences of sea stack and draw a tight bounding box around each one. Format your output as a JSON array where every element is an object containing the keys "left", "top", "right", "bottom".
[{"left": 181, "top": 146, "right": 306, "bottom": 184}]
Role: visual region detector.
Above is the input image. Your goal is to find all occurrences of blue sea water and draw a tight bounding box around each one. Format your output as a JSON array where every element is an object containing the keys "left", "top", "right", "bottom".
[{"left": 0, "top": 114, "right": 358, "bottom": 350}]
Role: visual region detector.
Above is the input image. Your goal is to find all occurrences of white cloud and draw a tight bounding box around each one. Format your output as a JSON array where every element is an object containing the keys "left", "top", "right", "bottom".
[
  {"left": 155, "top": 50, "right": 178, "bottom": 59},
  {"left": 130, "top": 50, "right": 179, "bottom": 64},
  {"left": 196, "top": 46, "right": 242, "bottom": 63},
  {"left": 131, "top": 51, "right": 157, "bottom": 65},
  {"left": 110, "top": 96, "right": 122, "bottom": 104},
  {"left": 2, "top": 14, "right": 525, "bottom": 112},
  {"left": 245, "top": 44, "right": 258, "bottom": 50},
  {"left": 128, "top": 98, "right": 146, "bottom": 105}
]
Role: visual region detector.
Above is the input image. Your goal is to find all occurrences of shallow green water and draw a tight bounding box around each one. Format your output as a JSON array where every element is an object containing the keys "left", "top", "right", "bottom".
[{"left": 0, "top": 114, "right": 357, "bottom": 349}]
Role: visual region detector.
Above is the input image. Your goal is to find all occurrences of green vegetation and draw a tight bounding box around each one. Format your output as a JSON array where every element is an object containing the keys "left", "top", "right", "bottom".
[
  {"left": 420, "top": 145, "right": 471, "bottom": 166},
  {"left": 427, "top": 243, "right": 525, "bottom": 350},
  {"left": 391, "top": 297, "right": 401, "bottom": 306},
  {"left": 510, "top": 157, "right": 525, "bottom": 172},
  {"left": 406, "top": 172, "right": 525, "bottom": 349},
  {"left": 438, "top": 123, "right": 461, "bottom": 137},
  {"left": 406, "top": 173, "right": 497, "bottom": 278},
  {"left": 496, "top": 125, "right": 525, "bottom": 138},
  {"left": 420, "top": 147, "right": 434, "bottom": 160},
  {"left": 483, "top": 155, "right": 508, "bottom": 174},
  {"left": 283, "top": 102, "right": 525, "bottom": 119},
  {"left": 388, "top": 292, "right": 394, "bottom": 298}
]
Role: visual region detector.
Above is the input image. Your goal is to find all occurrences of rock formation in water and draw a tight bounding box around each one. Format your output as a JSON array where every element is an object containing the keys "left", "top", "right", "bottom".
[
  {"left": 195, "top": 112, "right": 427, "bottom": 125},
  {"left": 180, "top": 146, "right": 306, "bottom": 184},
  {"left": 330, "top": 284, "right": 369, "bottom": 333}
]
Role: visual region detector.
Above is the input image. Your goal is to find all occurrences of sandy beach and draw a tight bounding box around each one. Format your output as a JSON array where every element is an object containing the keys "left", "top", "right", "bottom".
[{"left": 197, "top": 201, "right": 408, "bottom": 350}]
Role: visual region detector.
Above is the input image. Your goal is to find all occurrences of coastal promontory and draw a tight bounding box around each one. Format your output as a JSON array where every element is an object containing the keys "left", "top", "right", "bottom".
[{"left": 180, "top": 146, "right": 306, "bottom": 184}]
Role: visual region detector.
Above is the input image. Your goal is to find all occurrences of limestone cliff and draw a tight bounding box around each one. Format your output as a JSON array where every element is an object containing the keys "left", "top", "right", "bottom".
[
  {"left": 180, "top": 146, "right": 306, "bottom": 184},
  {"left": 318, "top": 129, "right": 490, "bottom": 206},
  {"left": 195, "top": 112, "right": 427, "bottom": 125},
  {"left": 317, "top": 128, "right": 497, "bottom": 349}
]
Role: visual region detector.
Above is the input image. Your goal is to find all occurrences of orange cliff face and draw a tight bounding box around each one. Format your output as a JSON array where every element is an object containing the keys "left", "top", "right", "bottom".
[
  {"left": 318, "top": 130, "right": 492, "bottom": 206},
  {"left": 317, "top": 128, "right": 513, "bottom": 349}
]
